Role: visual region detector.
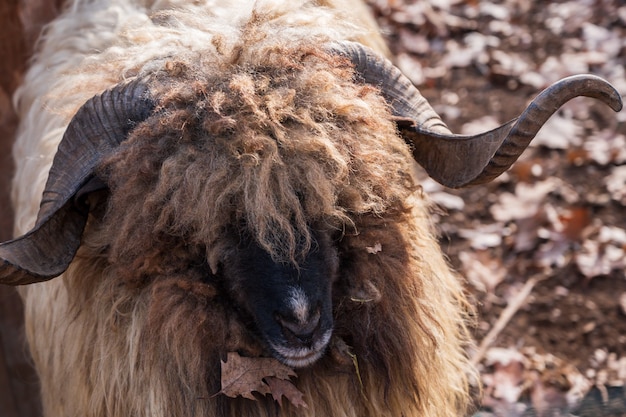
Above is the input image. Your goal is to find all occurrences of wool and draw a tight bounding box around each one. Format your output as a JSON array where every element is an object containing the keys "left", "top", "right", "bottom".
[
  {"left": 12, "top": 1, "right": 476, "bottom": 416},
  {"left": 101, "top": 48, "right": 413, "bottom": 270}
]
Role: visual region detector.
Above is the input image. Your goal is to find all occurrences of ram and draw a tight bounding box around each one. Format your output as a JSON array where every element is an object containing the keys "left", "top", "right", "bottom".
[{"left": 0, "top": 0, "right": 621, "bottom": 416}]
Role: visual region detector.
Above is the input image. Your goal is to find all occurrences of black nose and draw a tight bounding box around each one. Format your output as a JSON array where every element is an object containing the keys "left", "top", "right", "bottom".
[{"left": 276, "top": 309, "right": 321, "bottom": 346}]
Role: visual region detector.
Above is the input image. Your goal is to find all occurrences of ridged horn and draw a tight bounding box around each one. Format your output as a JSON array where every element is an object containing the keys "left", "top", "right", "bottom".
[
  {"left": 330, "top": 41, "right": 623, "bottom": 188},
  {"left": 0, "top": 79, "right": 155, "bottom": 285}
]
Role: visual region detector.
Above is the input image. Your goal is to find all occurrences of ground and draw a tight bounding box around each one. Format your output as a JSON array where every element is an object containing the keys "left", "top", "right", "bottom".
[{"left": 367, "top": 0, "right": 626, "bottom": 415}]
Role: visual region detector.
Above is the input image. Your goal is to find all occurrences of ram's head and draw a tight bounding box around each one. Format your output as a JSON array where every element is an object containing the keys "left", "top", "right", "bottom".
[{"left": 0, "top": 42, "right": 622, "bottom": 367}]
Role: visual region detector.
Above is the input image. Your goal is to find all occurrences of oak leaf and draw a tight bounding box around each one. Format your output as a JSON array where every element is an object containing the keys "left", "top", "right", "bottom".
[
  {"left": 265, "top": 376, "right": 308, "bottom": 408},
  {"left": 219, "top": 352, "right": 307, "bottom": 408}
]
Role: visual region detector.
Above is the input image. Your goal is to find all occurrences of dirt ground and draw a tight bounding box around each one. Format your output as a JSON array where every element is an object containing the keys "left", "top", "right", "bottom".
[{"left": 368, "top": 0, "right": 626, "bottom": 415}]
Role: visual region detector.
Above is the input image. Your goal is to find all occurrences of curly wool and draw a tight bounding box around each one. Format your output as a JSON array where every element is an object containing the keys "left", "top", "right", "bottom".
[{"left": 99, "top": 47, "right": 417, "bottom": 273}]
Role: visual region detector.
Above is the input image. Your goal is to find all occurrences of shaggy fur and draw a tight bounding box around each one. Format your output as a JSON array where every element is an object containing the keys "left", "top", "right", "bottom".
[{"left": 12, "top": 1, "right": 475, "bottom": 416}]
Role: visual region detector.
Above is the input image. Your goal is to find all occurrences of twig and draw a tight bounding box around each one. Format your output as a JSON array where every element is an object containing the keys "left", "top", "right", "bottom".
[{"left": 471, "top": 274, "right": 546, "bottom": 367}]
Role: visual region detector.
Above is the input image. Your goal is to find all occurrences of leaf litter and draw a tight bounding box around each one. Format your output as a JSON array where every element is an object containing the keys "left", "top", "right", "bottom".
[{"left": 368, "top": 0, "right": 626, "bottom": 415}]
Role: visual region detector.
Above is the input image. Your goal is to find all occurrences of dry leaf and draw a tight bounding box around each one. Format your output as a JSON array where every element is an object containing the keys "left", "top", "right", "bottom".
[
  {"left": 459, "top": 250, "right": 507, "bottom": 295},
  {"left": 528, "top": 373, "right": 569, "bottom": 417},
  {"left": 533, "top": 206, "right": 591, "bottom": 268},
  {"left": 421, "top": 177, "right": 465, "bottom": 210},
  {"left": 525, "top": 348, "right": 589, "bottom": 415},
  {"left": 457, "top": 224, "right": 504, "bottom": 250},
  {"left": 575, "top": 226, "right": 626, "bottom": 278},
  {"left": 265, "top": 376, "right": 308, "bottom": 408},
  {"left": 513, "top": 216, "right": 545, "bottom": 253},
  {"left": 220, "top": 352, "right": 307, "bottom": 408},
  {"left": 490, "top": 180, "right": 556, "bottom": 222},
  {"left": 461, "top": 115, "right": 500, "bottom": 135},
  {"left": 558, "top": 206, "right": 591, "bottom": 242},
  {"left": 395, "top": 52, "right": 425, "bottom": 85},
  {"left": 583, "top": 131, "right": 626, "bottom": 166},
  {"left": 482, "top": 348, "right": 527, "bottom": 405},
  {"left": 530, "top": 114, "right": 583, "bottom": 149},
  {"left": 605, "top": 165, "right": 626, "bottom": 205}
]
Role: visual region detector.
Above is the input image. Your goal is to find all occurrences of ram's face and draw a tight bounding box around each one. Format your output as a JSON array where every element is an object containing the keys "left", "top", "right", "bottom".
[{"left": 219, "top": 228, "right": 338, "bottom": 368}]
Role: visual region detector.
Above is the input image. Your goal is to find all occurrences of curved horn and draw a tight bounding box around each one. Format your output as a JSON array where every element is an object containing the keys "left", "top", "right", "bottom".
[
  {"left": 0, "top": 79, "right": 155, "bottom": 285},
  {"left": 330, "top": 42, "right": 623, "bottom": 188}
]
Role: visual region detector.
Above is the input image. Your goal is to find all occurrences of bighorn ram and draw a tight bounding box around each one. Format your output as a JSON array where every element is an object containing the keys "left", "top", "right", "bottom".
[{"left": 0, "top": 0, "right": 622, "bottom": 416}]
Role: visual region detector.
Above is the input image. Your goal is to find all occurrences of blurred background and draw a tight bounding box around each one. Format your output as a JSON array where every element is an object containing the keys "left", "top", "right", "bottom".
[
  {"left": 366, "top": 0, "right": 626, "bottom": 415},
  {"left": 1, "top": 2, "right": 63, "bottom": 416}
]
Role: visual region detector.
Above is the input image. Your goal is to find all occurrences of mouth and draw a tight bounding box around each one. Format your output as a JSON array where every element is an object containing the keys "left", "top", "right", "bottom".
[{"left": 268, "top": 329, "right": 332, "bottom": 368}]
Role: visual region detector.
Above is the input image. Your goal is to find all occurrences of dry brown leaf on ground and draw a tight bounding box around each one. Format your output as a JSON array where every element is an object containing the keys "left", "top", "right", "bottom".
[
  {"left": 490, "top": 179, "right": 561, "bottom": 223},
  {"left": 461, "top": 115, "right": 500, "bottom": 135},
  {"left": 530, "top": 114, "right": 584, "bottom": 149},
  {"left": 421, "top": 176, "right": 465, "bottom": 210},
  {"left": 457, "top": 223, "right": 503, "bottom": 250},
  {"left": 525, "top": 348, "right": 590, "bottom": 417},
  {"left": 219, "top": 352, "right": 307, "bottom": 408},
  {"left": 481, "top": 347, "right": 591, "bottom": 417},
  {"left": 534, "top": 205, "right": 592, "bottom": 269},
  {"left": 459, "top": 249, "right": 507, "bottom": 296},
  {"left": 605, "top": 165, "right": 626, "bottom": 205},
  {"left": 481, "top": 348, "right": 527, "bottom": 414},
  {"left": 583, "top": 131, "right": 626, "bottom": 166},
  {"left": 575, "top": 226, "right": 626, "bottom": 279}
]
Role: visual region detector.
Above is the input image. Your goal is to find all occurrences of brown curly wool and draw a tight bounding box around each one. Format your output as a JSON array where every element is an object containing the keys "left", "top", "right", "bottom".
[{"left": 99, "top": 48, "right": 416, "bottom": 275}]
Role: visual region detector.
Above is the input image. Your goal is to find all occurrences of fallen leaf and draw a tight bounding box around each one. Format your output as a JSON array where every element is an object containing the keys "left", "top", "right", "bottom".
[
  {"left": 523, "top": 202, "right": 593, "bottom": 267},
  {"left": 582, "top": 23, "right": 622, "bottom": 58},
  {"left": 583, "top": 131, "right": 626, "bottom": 166},
  {"left": 525, "top": 348, "right": 589, "bottom": 415},
  {"left": 479, "top": 2, "right": 510, "bottom": 20},
  {"left": 265, "top": 376, "right": 308, "bottom": 408},
  {"left": 483, "top": 348, "right": 527, "bottom": 404},
  {"left": 457, "top": 223, "right": 504, "bottom": 250},
  {"left": 220, "top": 352, "right": 307, "bottom": 408},
  {"left": 459, "top": 250, "right": 507, "bottom": 295},
  {"left": 605, "top": 165, "right": 626, "bottom": 205},
  {"left": 396, "top": 52, "right": 425, "bottom": 85},
  {"left": 461, "top": 115, "right": 500, "bottom": 135},
  {"left": 513, "top": 216, "right": 545, "bottom": 253},
  {"left": 530, "top": 114, "right": 583, "bottom": 149},
  {"left": 490, "top": 179, "right": 559, "bottom": 222},
  {"left": 558, "top": 206, "right": 591, "bottom": 242},
  {"left": 490, "top": 49, "right": 531, "bottom": 78},
  {"left": 528, "top": 372, "right": 569, "bottom": 417},
  {"left": 421, "top": 177, "right": 465, "bottom": 210},
  {"left": 575, "top": 226, "right": 626, "bottom": 278}
]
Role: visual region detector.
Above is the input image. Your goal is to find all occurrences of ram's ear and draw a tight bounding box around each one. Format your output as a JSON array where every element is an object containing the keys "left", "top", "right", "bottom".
[{"left": 0, "top": 79, "right": 155, "bottom": 285}]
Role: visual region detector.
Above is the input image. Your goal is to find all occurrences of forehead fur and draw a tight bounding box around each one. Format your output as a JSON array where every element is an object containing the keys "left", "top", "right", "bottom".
[{"left": 99, "top": 45, "right": 417, "bottom": 272}]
